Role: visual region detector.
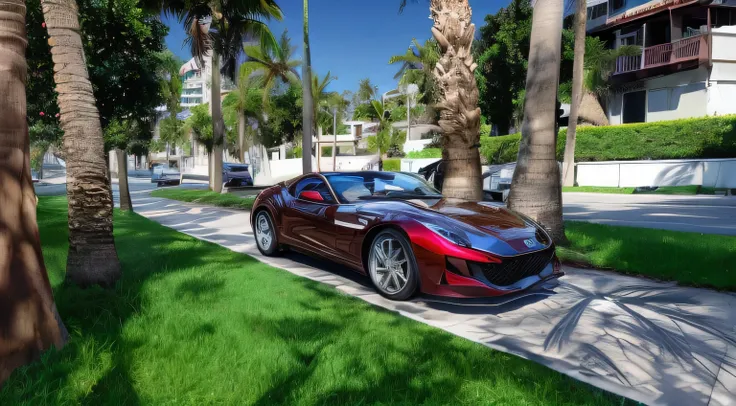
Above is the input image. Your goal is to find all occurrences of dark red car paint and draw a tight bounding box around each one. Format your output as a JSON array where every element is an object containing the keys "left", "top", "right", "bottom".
[{"left": 251, "top": 172, "right": 561, "bottom": 298}]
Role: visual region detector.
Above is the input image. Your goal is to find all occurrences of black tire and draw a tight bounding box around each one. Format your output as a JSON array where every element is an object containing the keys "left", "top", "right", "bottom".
[
  {"left": 367, "top": 229, "right": 419, "bottom": 301},
  {"left": 254, "top": 210, "right": 280, "bottom": 256}
]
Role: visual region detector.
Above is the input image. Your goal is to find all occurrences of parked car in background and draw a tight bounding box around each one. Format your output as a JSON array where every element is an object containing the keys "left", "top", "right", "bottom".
[
  {"left": 418, "top": 160, "right": 513, "bottom": 202},
  {"left": 151, "top": 164, "right": 181, "bottom": 187},
  {"left": 223, "top": 163, "right": 253, "bottom": 187}
]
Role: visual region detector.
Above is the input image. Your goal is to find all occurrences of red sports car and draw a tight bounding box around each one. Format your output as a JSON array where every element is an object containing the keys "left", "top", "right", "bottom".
[{"left": 251, "top": 171, "right": 562, "bottom": 301}]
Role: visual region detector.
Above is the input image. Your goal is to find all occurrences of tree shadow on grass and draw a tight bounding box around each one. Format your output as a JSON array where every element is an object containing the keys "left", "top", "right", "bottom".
[{"left": 0, "top": 198, "right": 242, "bottom": 404}]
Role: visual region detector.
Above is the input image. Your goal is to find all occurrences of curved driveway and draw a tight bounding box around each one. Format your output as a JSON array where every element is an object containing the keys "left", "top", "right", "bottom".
[{"left": 126, "top": 188, "right": 736, "bottom": 406}]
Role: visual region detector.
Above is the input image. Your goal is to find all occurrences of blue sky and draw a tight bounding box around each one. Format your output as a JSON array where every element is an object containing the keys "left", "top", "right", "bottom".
[{"left": 161, "top": 0, "right": 508, "bottom": 96}]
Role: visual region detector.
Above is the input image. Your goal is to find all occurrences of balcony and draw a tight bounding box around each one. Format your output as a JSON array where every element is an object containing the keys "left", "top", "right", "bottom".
[{"left": 613, "top": 34, "right": 709, "bottom": 80}]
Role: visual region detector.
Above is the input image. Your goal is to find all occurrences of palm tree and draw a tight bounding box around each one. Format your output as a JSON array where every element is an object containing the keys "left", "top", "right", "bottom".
[
  {"left": 222, "top": 71, "right": 264, "bottom": 163},
  {"left": 41, "top": 0, "right": 121, "bottom": 286},
  {"left": 399, "top": 0, "right": 483, "bottom": 201},
  {"left": 242, "top": 30, "right": 301, "bottom": 104},
  {"left": 357, "top": 78, "right": 378, "bottom": 103},
  {"left": 302, "top": 0, "right": 314, "bottom": 174},
  {"left": 507, "top": 0, "right": 566, "bottom": 242},
  {"left": 388, "top": 38, "right": 440, "bottom": 106},
  {"left": 365, "top": 100, "right": 404, "bottom": 169},
  {"left": 0, "top": 0, "right": 68, "bottom": 383},
  {"left": 562, "top": 0, "right": 586, "bottom": 187},
  {"left": 165, "top": 0, "right": 281, "bottom": 191}
]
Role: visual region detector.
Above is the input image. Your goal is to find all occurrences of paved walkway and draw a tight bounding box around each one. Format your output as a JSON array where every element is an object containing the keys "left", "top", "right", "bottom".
[
  {"left": 129, "top": 192, "right": 736, "bottom": 406},
  {"left": 563, "top": 193, "right": 736, "bottom": 236}
]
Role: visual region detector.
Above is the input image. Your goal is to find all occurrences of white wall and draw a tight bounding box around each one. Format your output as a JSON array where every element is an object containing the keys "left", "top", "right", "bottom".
[
  {"left": 576, "top": 158, "right": 736, "bottom": 188},
  {"left": 708, "top": 25, "right": 736, "bottom": 116},
  {"left": 608, "top": 67, "right": 709, "bottom": 124},
  {"left": 401, "top": 158, "right": 441, "bottom": 173},
  {"left": 403, "top": 139, "right": 433, "bottom": 153}
]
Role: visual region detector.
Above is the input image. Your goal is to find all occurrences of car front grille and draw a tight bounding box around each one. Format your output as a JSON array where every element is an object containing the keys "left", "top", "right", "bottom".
[{"left": 468, "top": 246, "right": 555, "bottom": 287}]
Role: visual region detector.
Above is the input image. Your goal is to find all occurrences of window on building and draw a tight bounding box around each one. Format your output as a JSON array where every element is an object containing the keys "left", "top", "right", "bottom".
[
  {"left": 622, "top": 90, "right": 646, "bottom": 123},
  {"left": 712, "top": 8, "right": 734, "bottom": 28},
  {"left": 587, "top": 3, "right": 607, "bottom": 20},
  {"left": 611, "top": 0, "right": 625, "bottom": 13}
]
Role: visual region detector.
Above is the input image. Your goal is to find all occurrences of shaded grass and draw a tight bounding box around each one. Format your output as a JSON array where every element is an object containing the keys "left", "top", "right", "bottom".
[
  {"left": 560, "top": 221, "right": 736, "bottom": 290},
  {"left": 0, "top": 197, "right": 634, "bottom": 405},
  {"left": 562, "top": 185, "right": 727, "bottom": 195},
  {"left": 151, "top": 187, "right": 255, "bottom": 210}
]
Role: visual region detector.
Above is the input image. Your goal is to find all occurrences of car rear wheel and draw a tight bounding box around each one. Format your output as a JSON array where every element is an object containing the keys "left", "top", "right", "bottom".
[
  {"left": 368, "top": 229, "right": 418, "bottom": 301},
  {"left": 254, "top": 210, "right": 279, "bottom": 256}
]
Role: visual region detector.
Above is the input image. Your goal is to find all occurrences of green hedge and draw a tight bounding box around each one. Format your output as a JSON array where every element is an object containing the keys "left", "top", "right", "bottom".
[
  {"left": 406, "top": 148, "right": 442, "bottom": 159},
  {"left": 383, "top": 158, "right": 401, "bottom": 171},
  {"left": 408, "top": 116, "right": 736, "bottom": 164},
  {"left": 569, "top": 116, "right": 736, "bottom": 162}
]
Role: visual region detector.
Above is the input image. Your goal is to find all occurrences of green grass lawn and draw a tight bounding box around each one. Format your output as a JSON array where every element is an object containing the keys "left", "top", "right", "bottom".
[
  {"left": 151, "top": 187, "right": 255, "bottom": 210},
  {"left": 0, "top": 197, "right": 632, "bottom": 405},
  {"left": 562, "top": 185, "right": 727, "bottom": 195},
  {"left": 559, "top": 221, "right": 736, "bottom": 290}
]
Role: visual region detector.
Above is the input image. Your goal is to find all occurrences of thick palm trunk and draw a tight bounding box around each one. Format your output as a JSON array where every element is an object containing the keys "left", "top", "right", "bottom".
[
  {"left": 430, "top": 0, "right": 483, "bottom": 201},
  {"left": 238, "top": 110, "right": 246, "bottom": 163},
  {"left": 301, "top": 0, "right": 313, "bottom": 174},
  {"left": 115, "top": 148, "right": 132, "bottom": 211},
  {"left": 42, "top": 0, "right": 121, "bottom": 285},
  {"left": 578, "top": 91, "right": 609, "bottom": 126},
  {"left": 562, "top": 0, "right": 587, "bottom": 187},
  {"left": 0, "top": 0, "right": 68, "bottom": 384},
  {"left": 508, "top": 0, "right": 566, "bottom": 242},
  {"left": 211, "top": 51, "right": 223, "bottom": 192}
]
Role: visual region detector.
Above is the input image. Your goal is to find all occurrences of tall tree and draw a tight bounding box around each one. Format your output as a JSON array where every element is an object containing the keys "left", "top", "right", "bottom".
[
  {"left": 388, "top": 38, "right": 440, "bottom": 107},
  {"left": 301, "top": 0, "right": 313, "bottom": 174},
  {"left": 42, "top": 0, "right": 121, "bottom": 286},
  {"left": 357, "top": 78, "right": 378, "bottom": 103},
  {"left": 508, "top": 0, "right": 566, "bottom": 242},
  {"left": 0, "top": 0, "right": 68, "bottom": 384},
  {"left": 411, "top": 0, "right": 484, "bottom": 201},
  {"left": 166, "top": 0, "right": 281, "bottom": 191},
  {"left": 222, "top": 71, "right": 265, "bottom": 162},
  {"left": 242, "top": 29, "right": 300, "bottom": 103},
  {"left": 562, "top": 0, "right": 586, "bottom": 187}
]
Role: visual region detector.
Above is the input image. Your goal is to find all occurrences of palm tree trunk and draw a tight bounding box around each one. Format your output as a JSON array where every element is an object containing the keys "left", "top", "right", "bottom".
[
  {"left": 238, "top": 110, "right": 246, "bottom": 163},
  {"left": 0, "top": 0, "right": 68, "bottom": 384},
  {"left": 562, "top": 0, "right": 586, "bottom": 187},
  {"left": 301, "top": 0, "right": 314, "bottom": 174},
  {"left": 430, "top": 0, "right": 483, "bottom": 201},
  {"left": 115, "top": 148, "right": 132, "bottom": 211},
  {"left": 211, "top": 51, "right": 224, "bottom": 192},
  {"left": 42, "top": 0, "right": 121, "bottom": 285},
  {"left": 578, "top": 91, "right": 609, "bottom": 126},
  {"left": 508, "top": 0, "right": 566, "bottom": 243}
]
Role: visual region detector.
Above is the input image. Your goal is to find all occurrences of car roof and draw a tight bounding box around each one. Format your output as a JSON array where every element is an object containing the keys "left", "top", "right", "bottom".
[{"left": 319, "top": 171, "right": 395, "bottom": 177}]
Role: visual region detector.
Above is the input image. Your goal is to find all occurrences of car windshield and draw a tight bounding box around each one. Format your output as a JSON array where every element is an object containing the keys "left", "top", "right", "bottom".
[
  {"left": 225, "top": 165, "right": 249, "bottom": 172},
  {"left": 325, "top": 172, "right": 442, "bottom": 203}
]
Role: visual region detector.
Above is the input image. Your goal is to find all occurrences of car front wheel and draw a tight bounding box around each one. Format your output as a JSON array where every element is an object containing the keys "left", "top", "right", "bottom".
[
  {"left": 368, "top": 229, "right": 419, "bottom": 300},
  {"left": 254, "top": 210, "right": 280, "bottom": 256}
]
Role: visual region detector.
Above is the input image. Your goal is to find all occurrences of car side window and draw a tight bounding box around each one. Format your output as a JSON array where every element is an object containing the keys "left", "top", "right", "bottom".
[{"left": 291, "top": 177, "right": 335, "bottom": 204}]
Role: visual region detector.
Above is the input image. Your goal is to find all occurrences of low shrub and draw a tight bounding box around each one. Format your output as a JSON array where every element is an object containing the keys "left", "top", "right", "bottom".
[
  {"left": 382, "top": 158, "right": 401, "bottom": 171},
  {"left": 406, "top": 148, "right": 442, "bottom": 159}
]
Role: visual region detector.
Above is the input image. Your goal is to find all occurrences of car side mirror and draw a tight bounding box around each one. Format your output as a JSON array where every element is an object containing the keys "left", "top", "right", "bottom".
[{"left": 298, "top": 190, "right": 324, "bottom": 202}]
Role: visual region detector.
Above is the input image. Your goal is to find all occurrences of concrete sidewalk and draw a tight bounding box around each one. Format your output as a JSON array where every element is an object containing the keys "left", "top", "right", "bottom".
[{"left": 129, "top": 193, "right": 736, "bottom": 406}]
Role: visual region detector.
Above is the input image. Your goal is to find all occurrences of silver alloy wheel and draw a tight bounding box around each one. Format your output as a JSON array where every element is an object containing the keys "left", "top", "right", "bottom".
[
  {"left": 255, "top": 212, "right": 273, "bottom": 251},
  {"left": 369, "top": 236, "right": 409, "bottom": 294}
]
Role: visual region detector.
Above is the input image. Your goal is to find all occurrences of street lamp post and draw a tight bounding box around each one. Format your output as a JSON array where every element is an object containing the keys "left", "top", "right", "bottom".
[
  {"left": 332, "top": 107, "right": 337, "bottom": 171},
  {"left": 406, "top": 92, "right": 411, "bottom": 141}
]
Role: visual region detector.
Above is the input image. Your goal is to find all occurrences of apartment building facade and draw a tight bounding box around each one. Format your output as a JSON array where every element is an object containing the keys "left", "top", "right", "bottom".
[{"left": 587, "top": 0, "right": 736, "bottom": 124}]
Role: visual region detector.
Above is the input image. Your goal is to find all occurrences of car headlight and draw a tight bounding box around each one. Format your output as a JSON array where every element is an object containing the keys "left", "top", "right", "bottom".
[{"left": 418, "top": 221, "right": 471, "bottom": 248}]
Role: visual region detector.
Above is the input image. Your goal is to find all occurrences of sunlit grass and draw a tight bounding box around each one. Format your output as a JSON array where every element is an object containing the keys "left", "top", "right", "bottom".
[
  {"left": 560, "top": 221, "right": 736, "bottom": 290},
  {"left": 150, "top": 187, "right": 255, "bottom": 210},
  {"left": 0, "top": 197, "right": 634, "bottom": 405}
]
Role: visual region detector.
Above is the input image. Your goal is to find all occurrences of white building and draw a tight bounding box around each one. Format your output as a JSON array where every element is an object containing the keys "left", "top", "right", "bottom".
[{"left": 588, "top": 0, "right": 736, "bottom": 124}]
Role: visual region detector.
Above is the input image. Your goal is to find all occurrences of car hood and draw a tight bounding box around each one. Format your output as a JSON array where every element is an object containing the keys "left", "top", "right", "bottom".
[{"left": 359, "top": 198, "right": 551, "bottom": 256}]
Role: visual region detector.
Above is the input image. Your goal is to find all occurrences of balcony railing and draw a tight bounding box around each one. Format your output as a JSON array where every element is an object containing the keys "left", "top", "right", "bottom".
[{"left": 614, "top": 34, "right": 708, "bottom": 75}]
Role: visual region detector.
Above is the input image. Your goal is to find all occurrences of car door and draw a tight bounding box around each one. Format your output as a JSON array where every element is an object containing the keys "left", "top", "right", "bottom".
[{"left": 281, "top": 176, "right": 339, "bottom": 257}]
